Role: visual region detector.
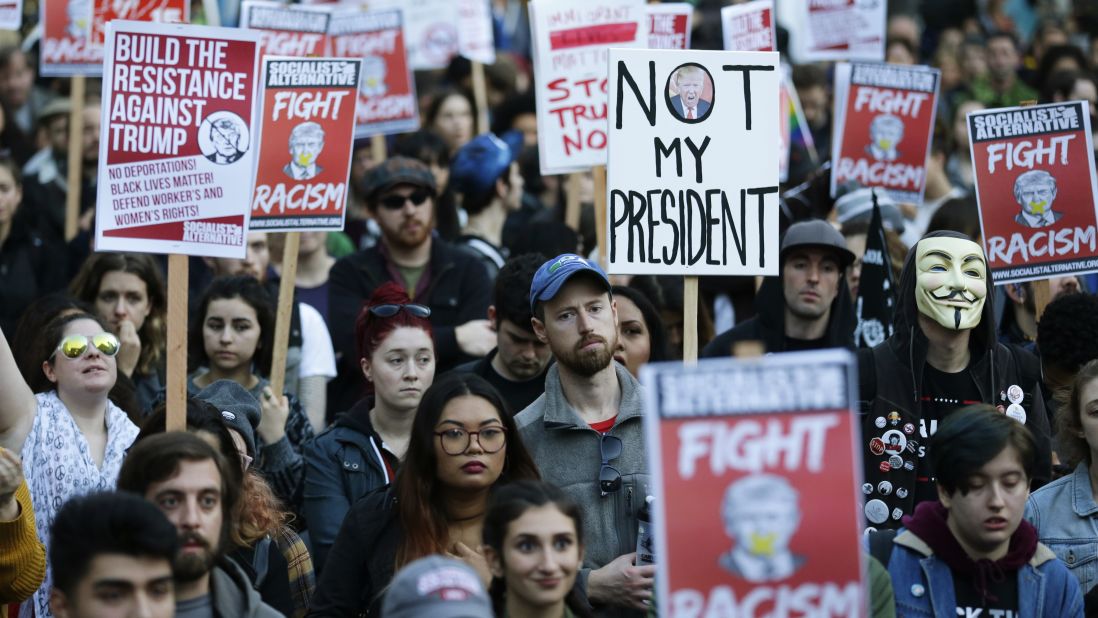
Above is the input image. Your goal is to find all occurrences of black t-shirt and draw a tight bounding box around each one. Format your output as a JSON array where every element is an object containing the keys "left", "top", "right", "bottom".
[
  {"left": 953, "top": 567, "right": 1019, "bottom": 617},
  {"left": 914, "top": 365, "right": 983, "bottom": 505},
  {"left": 783, "top": 334, "right": 828, "bottom": 352},
  {"left": 450, "top": 349, "right": 548, "bottom": 415}
]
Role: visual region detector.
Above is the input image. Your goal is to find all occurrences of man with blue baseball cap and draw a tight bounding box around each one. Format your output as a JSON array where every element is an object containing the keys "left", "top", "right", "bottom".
[
  {"left": 450, "top": 131, "right": 524, "bottom": 278},
  {"left": 515, "top": 254, "right": 655, "bottom": 616}
]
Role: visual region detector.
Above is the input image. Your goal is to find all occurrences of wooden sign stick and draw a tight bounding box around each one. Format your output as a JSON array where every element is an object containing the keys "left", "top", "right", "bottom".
[
  {"left": 63, "top": 76, "right": 86, "bottom": 242},
  {"left": 470, "top": 60, "right": 490, "bottom": 135},
  {"left": 165, "top": 254, "right": 188, "bottom": 431},
  {"left": 268, "top": 231, "right": 300, "bottom": 396},
  {"left": 593, "top": 165, "right": 607, "bottom": 267},
  {"left": 683, "top": 276, "right": 699, "bottom": 365},
  {"left": 565, "top": 173, "right": 583, "bottom": 231},
  {"left": 1033, "top": 279, "right": 1052, "bottom": 322},
  {"left": 371, "top": 134, "right": 387, "bottom": 164}
]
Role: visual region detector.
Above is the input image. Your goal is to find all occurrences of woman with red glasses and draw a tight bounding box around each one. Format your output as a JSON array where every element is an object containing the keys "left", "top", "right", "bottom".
[
  {"left": 0, "top": 312, "right": 140, "bottom": 617},
  {"left": 304, "top": 282, "right": 437, "bottom": 573},
  {"left": 309, "top": 372, "right": 540, "bottom": 617}
]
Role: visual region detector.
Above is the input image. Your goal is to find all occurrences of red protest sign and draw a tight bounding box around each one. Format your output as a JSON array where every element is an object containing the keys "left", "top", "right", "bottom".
[
  {"left": 646, "top": 3, "right": 691, "bottom": 50},
  {"left": 90, "top": 0, "right": 188, "bottom": 47},
  {"left": 642, "top": 351, "right": 865, "bottom": 617},
  {"left": 41, "top": 0, "right": 102, "bottom": 75},
  {"left": 240, "top": 0, "right": 331, "bottom": 58},
  {"left": 831, "top": 63, "right": 940, "bottom": 204},
  {"left": 330, "top": 8, "right": 418, "bottom": 138},
  {"left": 94, "top": 21, "right": 262, "bottom": 258},
  {"left": 721, "top": 0, "right": 774, "bottom": 52},
  {"left": 969, "top": 101, "right": 1098, "bottom": 283},
  {"left": 250, "top": 57, "right": 360, "bottom": 231}
]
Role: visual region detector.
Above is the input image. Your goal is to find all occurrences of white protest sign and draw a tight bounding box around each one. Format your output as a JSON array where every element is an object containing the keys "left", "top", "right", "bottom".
[
  {"left": 94, "top": 20, "right": 262, "bottom": 258},
  {"left": 530, "top": 0, "right": 647, "bottom": 175},
  {"left": 0, "top": 0, "right": 20, "bottom": 30},
  {"left": 797, "top": 0, "right": 885, "bottom": 62},
  {"left": 367, "top": 0, "right": 493, "bottom": 69},
  {"left": 646, "top": 3, "right": 691, "bottom": 50},
  {"left": 607, "top": 49, "right": 781, "bottom": 276},
  {"left": 721, "top": 0, "right": 774, "bottom": 52}
]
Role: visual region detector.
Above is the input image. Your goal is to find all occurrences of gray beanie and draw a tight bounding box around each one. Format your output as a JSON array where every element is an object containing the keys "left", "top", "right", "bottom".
[{"left": 194, "top": 379, "right": 260, "bottom": 457}]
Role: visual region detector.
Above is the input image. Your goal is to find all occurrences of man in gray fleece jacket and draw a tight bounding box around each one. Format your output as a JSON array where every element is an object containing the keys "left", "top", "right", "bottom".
[{"left": 516, "top": 254, "right": 655, "bottom": 615}]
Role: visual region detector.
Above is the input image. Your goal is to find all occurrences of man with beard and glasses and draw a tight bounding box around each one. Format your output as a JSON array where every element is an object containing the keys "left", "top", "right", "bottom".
[
  {"left": 857, "top": 232, "right": 1052, "bottom": 531},
  {"left": 328, "top": 157, "right": 495, "bottom": 415},
  {"left": 117, "top": 432, "right": 281, "bottom": 618},
  {"left": 515, "top": 254, "right": 654, "bottom": 616}
]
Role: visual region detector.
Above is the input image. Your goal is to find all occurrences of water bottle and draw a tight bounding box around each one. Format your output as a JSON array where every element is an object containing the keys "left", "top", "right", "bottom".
[{"left": 635, "top": 495, "right": 655, "bottom": 566}]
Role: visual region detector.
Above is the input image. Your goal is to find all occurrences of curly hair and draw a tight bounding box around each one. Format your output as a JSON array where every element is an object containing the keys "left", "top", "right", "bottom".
[
  {"left": 1055, "top": 359, "right": 1098, "bottom": 468},
  {"left": 1037, "top": 292, "right": 1098, "bottom": 375}
]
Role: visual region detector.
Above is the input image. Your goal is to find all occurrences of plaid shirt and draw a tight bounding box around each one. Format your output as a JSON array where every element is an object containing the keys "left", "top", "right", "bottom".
[{"left": 272, "top": 525, "right": 315, "bottom": 617}]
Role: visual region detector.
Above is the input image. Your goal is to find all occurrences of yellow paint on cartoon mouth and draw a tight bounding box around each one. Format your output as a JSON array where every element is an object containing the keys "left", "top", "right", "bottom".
[
  {"left": 295, "top": 153, "right": 315, "bottom": 167},
  {"left": 1028, "top": 200, "right": 1048, "bottom": 213},
  {"left": 878, "top": 140, "right": 893, "bottom": 150},
  {"left": 748, "top": 533, "right": 778, "bottom": 556}
]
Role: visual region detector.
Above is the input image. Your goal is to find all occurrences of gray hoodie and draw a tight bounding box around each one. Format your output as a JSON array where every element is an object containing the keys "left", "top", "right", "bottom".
[{"left": 209, "top": 559, "right": 284, "bottom": 618}]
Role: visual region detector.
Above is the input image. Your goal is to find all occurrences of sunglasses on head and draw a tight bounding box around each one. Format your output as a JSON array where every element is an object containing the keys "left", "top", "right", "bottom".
[
  {"left": 378, "top": 189, "right": 431, "bottom": 210},
  {"left": 368, "top": 303, "right": 432, "bottom": 319},
  {"left": 53, "top": 332, "right": 120, "bottom": 360}
]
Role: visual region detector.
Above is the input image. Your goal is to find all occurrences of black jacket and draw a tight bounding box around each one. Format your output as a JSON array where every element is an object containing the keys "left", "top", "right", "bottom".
[
  {"left": 701, "top": 272, "right": 854, "bottom": 357},
  {"left": 857, "top": 231, "right": 1052, "bottom": 528},
  {"left": 308, "top": 488, "right": 401, "bottom": 617},
  {"left": 327, "top": 238, "right": 492, "bottom": 413},
  {"left": 0, "top": 216, "right": 67, "bottom": 333}
]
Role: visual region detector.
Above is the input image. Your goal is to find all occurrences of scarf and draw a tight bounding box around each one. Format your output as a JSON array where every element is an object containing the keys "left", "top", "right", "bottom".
[{"left": 902, "top": 500, "right": 1037, "bottom": 605}]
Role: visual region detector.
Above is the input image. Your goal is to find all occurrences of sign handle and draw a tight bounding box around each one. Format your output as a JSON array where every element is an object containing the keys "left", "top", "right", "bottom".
[
  {"left": 470, "top": 60, "right": 490, "bottom": 135},
  {"left": 371, "top": 134, "right": 387, "bottom": 164},
  {"left": 64, "top": 76, "right": 85, "bottom": 242},
  {"left": 1033, "top": 279, "right": 1052, "bottom": 322},
  {"left": 269, "top": 232, "right": 300, "bottom": 397},
  {"left": 166, "top": 254, "right": 188, "bottom": 431},
  {"left": 565, "top": 173, "right": 583, "bottom": 232},
  {"left": 683, "top": 276, "right": 699, "bottom": 365},
  {"left": 593, "top": 165, "right": 607, "bottom": 267}
]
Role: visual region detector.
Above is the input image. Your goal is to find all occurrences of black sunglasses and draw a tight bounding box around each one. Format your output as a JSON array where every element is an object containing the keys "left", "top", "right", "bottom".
[
  {"left": 378, "top": 189, "right": 431, "bottom": 210},
  {"left": 369, "top": 303, "right": 432, "bottom": 319},
  {"left": 599, "top": 434, "right": 623, "bottom": 497}
]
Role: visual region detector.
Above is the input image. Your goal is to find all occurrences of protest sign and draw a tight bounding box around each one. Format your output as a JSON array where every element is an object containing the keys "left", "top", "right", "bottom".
[
  {"left": 641, "top": 350, "right": 865, "bottom": 617},
  {"left": 90, "top": 0, "right": 188, "bottom": 47},
  {"left": 831, "top": 62, "right": 940, "bottom": 204},
  {"left": 41, "top": 0, "right": 103, "bottom": 75},
  {"left": 366, "top": 0, "right": 493, "bottom": 69},
  {"left": 968, "top": 101, "right": 1098, "bottom": 284},
  {"left": 250, "top": 57, "right": 360, "bottom": 231},
  {"left": 721, "top": 0, "right": 774, "bottom": 52},
  {"left": 606, "top": 49, "right": 781, "bottom": 276},
  {"left": 646, "top": 3, "right": 691, "bottom": 50},
  {"left": 530, "top": 0, "right": 647, "bottom": 175},
  {"left": 797, "top": 0, "right": 885, "bottom": 62},
  {"left": 457, "top": 0, "right": 495, "bottom": 64},
  {"left": 240, "top": 0, "right": 331, "bottom": 57},
  {"left": 94, "top": 20, "right": 261, "bottom": 258},
  {"left": 0, "top": 0, "right": 22, "bottom": 30},
  {"left": 329, "top": 8, "right": 418, "bottom": 138}
]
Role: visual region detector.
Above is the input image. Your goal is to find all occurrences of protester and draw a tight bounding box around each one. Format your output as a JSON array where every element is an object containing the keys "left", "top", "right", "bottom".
[
  {"left": 47, "top": 491, "right": 177, "bottom": 618},
  {"left": 451, "top": 254, "right": 551, "bottom": 414},
  {"left": 117, "top": 432, "right": 282, "bottom": 617},
  {"left": 381, "top": 555, "right": 494, "bottom": 618},
  {"left": 0, "top": 155, "right": 66, "bottom": 334},
  {"left": 872, "top": 407, "right": 1081, "bottom": 617},
  {"left": 967, "top": 31, "right": 1040, "bottom": 107},
  {"left": 426, "top": 89, "right": 476, "bottom": 155},
  {"left": 0, "top": 446, "right": 45, "bottom": 608},
  {"left": 69, "top": 252, "right": 167, "bottom": 413},
  {"left": 859, "top": 232, "right": 1052, "bottom": 528},
  {"left": 611, "top": 285, "right": 668, "bottom": 379},
  {"left": 0, "top": 312, "right": 139, "bottom": 618},
  {"left": 999, "top": 277, "right": 1081, "bottom": 350},
  {"left": 286, "top": 230, "right": 337, "bottom": 327},
  {"left": 310, "top": 373, "right": 539, "bottom": 616},
  {"left": 186, "top": 275, "right": 315, "bottom": 514},
  {"left": 482, "top": 480, "right": 594, "bottom": 617},
  {"left": 327, "top": 156, "right": 495, "bottom": 414},
  {"left": 450, "top": 131, "right": 525, "bottom": 278},
  {"left": 1037, "top": 292, "right": 1098, "bottom": 395},
  {"left": 516, "top": 254, "right": 655, "bottom": 614},
  {"left": 702, "top": 220, "right": 856, "bottom": 357},
  {"left": 1026, "top": 359, "right": 1098, "bottom": 603},
  {"left": 305, "top": 282, "right": 436, "bottom": 572}
]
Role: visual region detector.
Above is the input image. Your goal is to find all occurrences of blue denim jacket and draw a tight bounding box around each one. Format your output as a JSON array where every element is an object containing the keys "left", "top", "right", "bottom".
[
  {"left": 885, "top": 529, "right": 1083, "bottom": 617},
  {"left": 1026, "top": 462, "right": 1098, "bottom": 595}
]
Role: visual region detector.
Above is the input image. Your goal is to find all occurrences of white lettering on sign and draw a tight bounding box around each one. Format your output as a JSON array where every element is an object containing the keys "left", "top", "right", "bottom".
[
  {"left": 676, "top": 414, "right": 840, "bottom": 478},
  {"left": 671, "top": 582, "right": 861, "bottom": 618},
  {"left": 986, "top": 226, "right": 1097, "bottom": 263},
  {"left": 852, "top": 87, "right": 929, "bottom": 116},
  {"left": 985, "top": 135, "right": 1075, "bottom": 173}
]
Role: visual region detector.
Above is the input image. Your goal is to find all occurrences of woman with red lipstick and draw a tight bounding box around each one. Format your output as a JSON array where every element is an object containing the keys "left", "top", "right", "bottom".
[
  {"left": 310, "top": 372, "right": 540, "bottom": 617},
  {"left": 482, "top": 481, "right": 594, "bottom": 618},
  {"left": 304, "top": 282, "right": 437, "bottom": 572},
  {"left": 0, "top": 312, "right": 140, "bottom": 617}
]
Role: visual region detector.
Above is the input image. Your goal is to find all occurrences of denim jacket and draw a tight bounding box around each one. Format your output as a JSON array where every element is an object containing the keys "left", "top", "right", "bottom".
[
  {"left": 886, "top": 529, "right": 1082, "bottom": 617},
  {"left": 1026, "top": 462, "right": 1098, "bottom": 595}
]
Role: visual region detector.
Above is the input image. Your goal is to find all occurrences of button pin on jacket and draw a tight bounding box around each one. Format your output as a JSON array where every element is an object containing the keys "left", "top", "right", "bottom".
[
  {"left": 1067, "top": 550, "right": 1075, "bottom": 565},
  {"left": 910, "top": 584, "right": 925, "bottom": 598}
]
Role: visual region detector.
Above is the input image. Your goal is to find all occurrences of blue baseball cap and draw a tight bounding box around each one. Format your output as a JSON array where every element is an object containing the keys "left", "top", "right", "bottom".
[
  {"left": 529, "top": 254, "right": 611, "bottom": 313},
  {"left": 449, "top": 131, "right": 522, "bottom": 199}
]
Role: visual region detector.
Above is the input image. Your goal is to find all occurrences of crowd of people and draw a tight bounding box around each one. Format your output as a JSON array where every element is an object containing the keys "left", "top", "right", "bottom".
[{"left": 3, "top": 0, "right": 1098, "bottom": 617}]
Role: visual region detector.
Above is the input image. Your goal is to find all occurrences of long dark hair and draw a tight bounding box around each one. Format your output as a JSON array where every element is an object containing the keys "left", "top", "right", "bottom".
[
  {"left": 612, "top": 285, "right": 669, "bottom": 364},
  {"left": 1056, "top": 359, "right": 1098, "bottom": 468},
  {"left": 189, "top": 276, "right": 275, "bottom": 376},
  {"left": 483, "top": 481, "right": 593, "bottom": 617},
  {"left": 393, "top": 373, "right": 540, "bottom": 569},
  {"left": 30, "top": 311, "right": 112, "bottom": 394}
]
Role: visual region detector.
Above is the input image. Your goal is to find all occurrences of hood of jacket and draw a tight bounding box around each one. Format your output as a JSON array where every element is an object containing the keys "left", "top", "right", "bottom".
[
  {"left": 332, "top": 397, "right": 377, "bottom": 436},
  {"left": 211, "top": 558, "right": 281, "bottom": 617},
  {"left": 752, "top": 262, "right": 856, "bottom": 351}
]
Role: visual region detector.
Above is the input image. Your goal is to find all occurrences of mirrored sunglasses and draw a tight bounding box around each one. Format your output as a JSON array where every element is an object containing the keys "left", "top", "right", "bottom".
[{"left": 54, "top": 332, "right": 121, "bottom": 359}]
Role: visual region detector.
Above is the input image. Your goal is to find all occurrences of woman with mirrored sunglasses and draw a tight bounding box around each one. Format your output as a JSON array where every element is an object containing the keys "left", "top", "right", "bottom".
[
  {"left": 310, "top": 373, "right": 540, "bottom": 617},
  {"left": 0, "top": 312, "right": 141, "bottom": 617},
  {"left": 304, "top": 282, "right": 437, "bottom": 573}
]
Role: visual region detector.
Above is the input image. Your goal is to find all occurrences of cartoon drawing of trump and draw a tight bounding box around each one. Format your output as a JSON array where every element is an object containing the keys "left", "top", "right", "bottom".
[
  {"left": 206, "top": 118, "right": 245, "bottom": 165},
  {"left": 719, "top": 474, "right": 805, "bottom": 583},
  {"left": 283, "top": 122, "right": 325, "bottom": 180},
  {"left": 1013, "top": 170, "right": 1062, "bottom": 228},
  {"left": 867, "top": 114, "right": 904, "bottom": 161},
  {"left": 360, "top": 56, "right": 388, "bottom": 98}
]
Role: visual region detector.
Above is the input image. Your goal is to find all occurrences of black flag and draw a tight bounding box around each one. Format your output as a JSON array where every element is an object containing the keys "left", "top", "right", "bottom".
[{"left": 854, "top": 190, "right": 895, "bottom": 348}]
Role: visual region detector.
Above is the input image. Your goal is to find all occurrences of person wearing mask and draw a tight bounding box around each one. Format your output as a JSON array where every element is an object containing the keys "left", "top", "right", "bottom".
[{"left": 703, "top": 220, "right": 856, "bottom": 357}]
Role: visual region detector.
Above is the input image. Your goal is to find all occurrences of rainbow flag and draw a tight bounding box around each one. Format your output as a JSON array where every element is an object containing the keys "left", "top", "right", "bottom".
[{"left": 779, "top": 69, "right": 818, "bottom": 181}]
